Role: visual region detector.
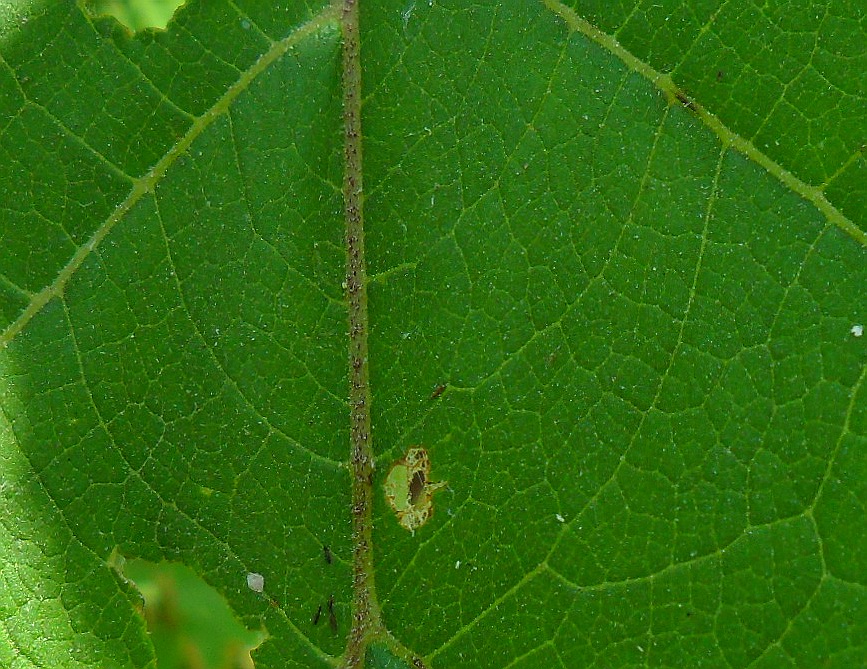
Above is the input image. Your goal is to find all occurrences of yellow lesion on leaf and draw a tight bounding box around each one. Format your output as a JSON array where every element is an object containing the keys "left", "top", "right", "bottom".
[{"left": 384, "top": 447, "right": 447, "bottom": 532}]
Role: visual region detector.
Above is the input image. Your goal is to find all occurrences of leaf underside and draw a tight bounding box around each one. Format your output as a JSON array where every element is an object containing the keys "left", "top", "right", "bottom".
[{"left": 0, "top": 1, "right": 865, "bottom": 668}]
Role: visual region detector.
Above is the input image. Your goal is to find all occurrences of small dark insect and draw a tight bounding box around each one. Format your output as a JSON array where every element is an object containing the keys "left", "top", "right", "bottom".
[
  {"left": 429, "top": 383, "right": 447, "bottom": 400},
  {"left": 323, "top": 544, "right": 333, "bottom": 565},
  {"left": 327, "top": 595, "right": 338, "bottom": 633},
  {"left": 674, "top": 90, "right": 697, "bottom": 112},
  {"left": 312, "top": 604, "right": 322, "bottom": 626},
  {"left": 716, "top": 70, "right": 724, "bottom": 81},
  {"left": 412, "top": 658, "right": 426, "bottom": 669}
]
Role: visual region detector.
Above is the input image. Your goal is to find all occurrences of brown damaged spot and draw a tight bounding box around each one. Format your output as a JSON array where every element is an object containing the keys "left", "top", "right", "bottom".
[{"left": 384, "top": 447, "right": 447, "bottom": 532}]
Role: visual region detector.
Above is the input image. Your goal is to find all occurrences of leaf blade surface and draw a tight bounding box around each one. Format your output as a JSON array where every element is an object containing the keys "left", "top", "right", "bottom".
[{"left": 1, "top": 1, "right": 865, "bottom": 668}]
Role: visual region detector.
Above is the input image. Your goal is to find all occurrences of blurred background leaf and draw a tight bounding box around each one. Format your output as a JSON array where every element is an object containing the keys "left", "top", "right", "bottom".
[
  {"left": 124, "top": 559, "right": 261, "bottom": 669},
  {"left": 87, "top": 0, "right": 185, "bottom": 31}
]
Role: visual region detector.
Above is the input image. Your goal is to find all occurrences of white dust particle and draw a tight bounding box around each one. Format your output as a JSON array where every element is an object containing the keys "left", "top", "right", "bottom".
[
  {"left": 455, "top": 560, "right": 461, "bottom": 569},
  {"left": 555, "top": 514, "right": 565, "bottom": 523},
  {"left": 246, "top": 572, "right": 264, "bottom": 593},
  {"left": 851, "top": 324, "right": 863, "bottom": 337}
]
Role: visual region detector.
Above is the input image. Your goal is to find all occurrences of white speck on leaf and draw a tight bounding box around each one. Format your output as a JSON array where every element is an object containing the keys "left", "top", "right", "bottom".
[
  {"left": 556, "top": 514, "right": 565, "bottom": 523},
  {"left": 851, "top": 324, "right": 863, "bottom": 337},
  {"left": 455, "top": 560, "right": 461, "bottom": 569},
  {"left": 246, "top": 572, "right": 264, "bottom": 593},
  {"left": 402, "top": 1, "right": 415, "bottom": 29}
]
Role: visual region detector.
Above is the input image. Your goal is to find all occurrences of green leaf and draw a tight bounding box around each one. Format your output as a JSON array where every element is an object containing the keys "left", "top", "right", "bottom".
[{"left": 1, "top": 1, "right": 865, "bottom": 668}]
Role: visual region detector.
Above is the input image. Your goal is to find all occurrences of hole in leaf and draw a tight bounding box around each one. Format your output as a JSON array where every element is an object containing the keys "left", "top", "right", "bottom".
[
  {"left": 86, "top": 0, "right": 186, "bottom": 31},
  {"left": 408, "top": 470, "right": 425, "bottom": 505},
  {"left": 118, "top": 557, "right": 264, "bottom": 669},
  {"left": 384, "top": 447, "right": 448, "bottom": 532}
]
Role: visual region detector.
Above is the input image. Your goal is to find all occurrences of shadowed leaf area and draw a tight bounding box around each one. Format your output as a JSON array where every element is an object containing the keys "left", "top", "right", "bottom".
[{"left": 0, "top": 1, "right": 864, "bottom": 668}]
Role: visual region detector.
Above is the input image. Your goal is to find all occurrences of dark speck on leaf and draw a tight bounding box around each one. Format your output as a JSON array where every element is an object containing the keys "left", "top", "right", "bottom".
[
  {"left": 327, "top": 594, "right": 337, "bottom": 633},
  {"left": 675, "top": 90, "right": 697, "bottom": 111}
]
